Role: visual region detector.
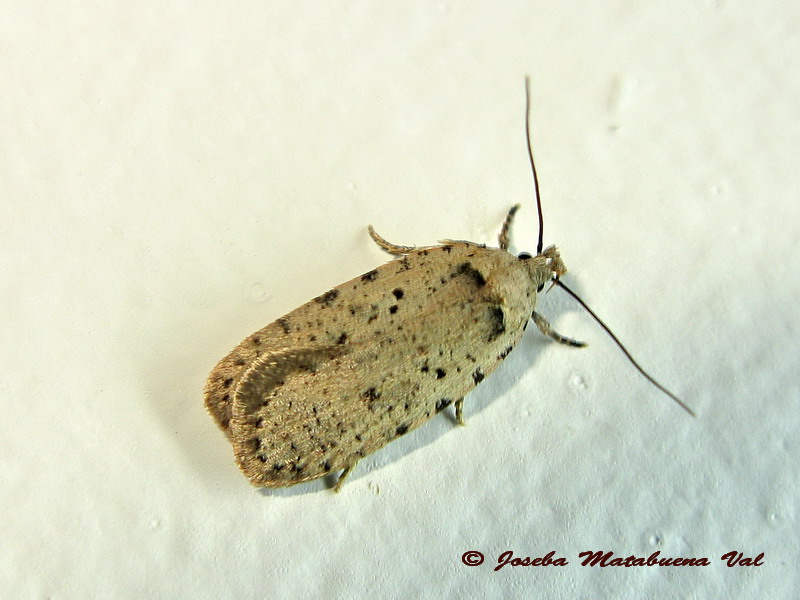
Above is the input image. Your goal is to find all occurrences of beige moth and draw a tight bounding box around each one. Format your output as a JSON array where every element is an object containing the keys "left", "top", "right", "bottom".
[{"left": 204, "top": 79, "right": 692, "bottom": 491}]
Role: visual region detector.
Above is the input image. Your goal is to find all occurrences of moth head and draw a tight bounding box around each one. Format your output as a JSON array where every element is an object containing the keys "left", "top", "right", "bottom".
[{"left": 518, "top": 245, "right": 566, "bottom": 292}]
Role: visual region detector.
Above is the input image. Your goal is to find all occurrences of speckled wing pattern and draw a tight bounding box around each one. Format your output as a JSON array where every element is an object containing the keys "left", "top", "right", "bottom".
[{"left": 205, "top": 241, "right": 541, "bottom": 487}]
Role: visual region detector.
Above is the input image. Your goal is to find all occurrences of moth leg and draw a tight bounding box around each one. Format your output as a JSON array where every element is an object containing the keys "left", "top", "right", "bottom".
[
  {"left": 498, "top": 204, "right": 520, "bottom": 251},
  {"left": 367, "top": 225, "right": 415, "bottom": 255},
  {"left": 333, "top": 461, "right": 360, "bottom": 492},
  {"left": 532, "top": 312, "right": 587, "bottom": 347},
  {"left": 455, "top": 398, "right": 466, "bottom": 426}
]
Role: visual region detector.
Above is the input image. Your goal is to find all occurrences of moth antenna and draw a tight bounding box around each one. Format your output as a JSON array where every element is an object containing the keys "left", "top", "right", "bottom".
[
  {"left": 556, "top": 280, "right": 696, "bottom": 417},
  {"left": 524, "top": 75, "right": 544, "bottom": 255}
]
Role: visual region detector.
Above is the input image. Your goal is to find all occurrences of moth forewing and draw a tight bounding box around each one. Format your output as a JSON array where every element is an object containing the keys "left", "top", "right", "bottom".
[{"left": 208, "top": 239, "right": 558, "bottom": 487}]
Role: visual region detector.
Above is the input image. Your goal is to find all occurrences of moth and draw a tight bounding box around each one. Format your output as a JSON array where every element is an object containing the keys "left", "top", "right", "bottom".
[{"left": 204, "top": 78, "right": 693, "bottom": 491}]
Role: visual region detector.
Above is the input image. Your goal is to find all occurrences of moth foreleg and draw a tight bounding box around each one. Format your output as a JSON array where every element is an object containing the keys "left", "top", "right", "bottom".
[
  {"left": 532, "top": 312, "right": 587, "bottom": 347},
  {"left": 498, "top": 204, "right": 520, "bottom": 251},
  {"left": 367, "top": 225, "right": 415, "bottom": 255}
]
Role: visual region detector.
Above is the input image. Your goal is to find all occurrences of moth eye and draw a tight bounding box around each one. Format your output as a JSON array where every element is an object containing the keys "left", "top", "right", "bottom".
[
  {"left": 537, "top": 283, "right": 545, "bottom": 292},
  {"left": 517, "top": 252, "right": 532, "bottom": 260}
]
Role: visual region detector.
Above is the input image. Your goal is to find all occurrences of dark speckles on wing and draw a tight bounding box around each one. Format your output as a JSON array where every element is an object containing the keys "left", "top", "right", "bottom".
[
  {"left": 487, "top": 306, "right": 506, "bottom": 341},
  {"left": 315, "top": 289, "right": 339, "bottom": 306},
  {"left": 361, "top": 269, "right": 379, "bottom": 282},
  {"left": 211, "top": 240, "right": 535, "bottom": 488},
  {"left": 435, "top": 398, "right": 453, "bottom": 412},
  {"left": 363, "top": 387, "right": 381, "bottom": 411},
  {"left": 451, "top": 261, "right": 486, "bottom": 287}
]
